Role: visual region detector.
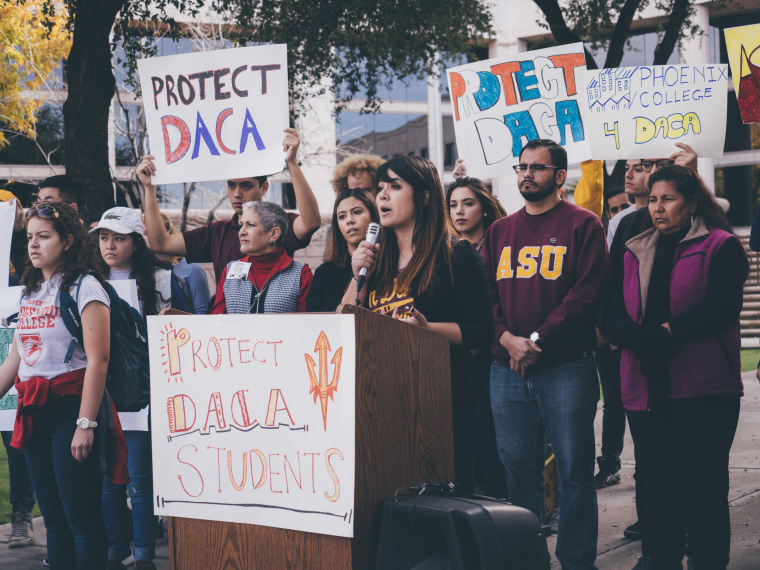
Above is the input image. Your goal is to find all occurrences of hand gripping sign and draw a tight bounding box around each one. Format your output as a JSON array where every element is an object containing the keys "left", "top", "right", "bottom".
[
  {"left": 137, "top": 44, "right": 289, "bottom": 185},
  {"left": 446, "top": 43, "right": 592, "bottom": 179}
]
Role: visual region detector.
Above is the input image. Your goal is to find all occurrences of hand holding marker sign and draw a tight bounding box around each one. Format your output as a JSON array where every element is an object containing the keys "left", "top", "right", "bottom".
[
  {"left": 137, "top": 44, "right": 288, "bottom": 185},
  {"left": 581, "top": 64, "right": 728, "bottom": 159}
]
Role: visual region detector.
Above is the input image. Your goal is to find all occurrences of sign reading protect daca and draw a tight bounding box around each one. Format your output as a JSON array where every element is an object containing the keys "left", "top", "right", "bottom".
[
  {"left": 137, "top": 45, "right": 289, "bottom": 185},
  {"left": 147, "top": 314, "right": 356, "bottom": 537},
  {"left": 446, "top": 43, "right": 591, "bottom": 179}
]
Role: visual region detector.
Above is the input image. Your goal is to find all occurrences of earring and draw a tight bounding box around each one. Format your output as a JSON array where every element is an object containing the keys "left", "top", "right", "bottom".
[
  {"left": 268, "top": 240, "right": 275, "bottom": 247},
  {"left": 690, "top": 214, "right": 694, "bottom": 226},
  {"left": 483, "top": 212, "right": 488, "bottom": 217}
]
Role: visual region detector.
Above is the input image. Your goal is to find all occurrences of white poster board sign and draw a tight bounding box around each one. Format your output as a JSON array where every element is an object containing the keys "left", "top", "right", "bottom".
[
  {"left": 446, "top": 43, "right": 591, "bottom": 179},
  {"left": 581, "top": 65, "right": 728, "bottom": 159},
  {"left": 148, "top": 314, "right": 356, "bottom": 537},
  {"left": 138, "top": 45, "right": 289, "bottom": 185},
  {"left": 0, "top": 200, "right": 16, "bottom": 288},
  {"left": 0, "top": 287, "right": 22, "bottom": 431}
]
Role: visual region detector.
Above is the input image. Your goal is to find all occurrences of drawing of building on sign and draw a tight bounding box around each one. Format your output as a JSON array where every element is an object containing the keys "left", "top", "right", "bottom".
[{"left": 586, "top": 67, "right": 638, "bottom": 113}]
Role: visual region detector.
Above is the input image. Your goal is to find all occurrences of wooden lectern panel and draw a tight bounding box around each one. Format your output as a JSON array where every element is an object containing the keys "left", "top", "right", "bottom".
[{"left": 169, "top": 306, "right": 453, "bottom": 569}]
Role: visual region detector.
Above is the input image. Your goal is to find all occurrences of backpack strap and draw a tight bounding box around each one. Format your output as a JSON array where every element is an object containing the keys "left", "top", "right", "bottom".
[{"left": 60, "top": 274, "right": 87, "bottom": 366}]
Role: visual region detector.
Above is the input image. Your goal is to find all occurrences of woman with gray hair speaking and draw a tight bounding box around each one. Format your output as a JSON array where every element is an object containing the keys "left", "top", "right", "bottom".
[{"left": 211, "top": 201, "right": 312, "bottom": 314}]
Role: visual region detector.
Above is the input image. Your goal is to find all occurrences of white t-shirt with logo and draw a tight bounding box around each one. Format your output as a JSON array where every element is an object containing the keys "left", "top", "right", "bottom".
[{"left": 16, "top": 274, "right": 110, "bottom": 382}]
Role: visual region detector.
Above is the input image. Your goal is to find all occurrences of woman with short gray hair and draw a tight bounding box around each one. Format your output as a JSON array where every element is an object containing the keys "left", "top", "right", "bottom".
[{"left": 211, "top": 201, "right": 313, "bottom": 314}]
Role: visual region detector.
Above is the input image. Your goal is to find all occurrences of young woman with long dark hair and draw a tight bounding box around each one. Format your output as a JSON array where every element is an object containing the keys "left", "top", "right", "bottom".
[
  {"left": 343, "top": 156, "right": 494, "bottom": 493},
  {"left": 307, "top": 188, "right": 379, "bottom": 312},
  {"left": 92, "top": 207, "right": 171, "bottom": 570},
  {"left": 0, "top": 202, "right": 128, "bottom": 569}
]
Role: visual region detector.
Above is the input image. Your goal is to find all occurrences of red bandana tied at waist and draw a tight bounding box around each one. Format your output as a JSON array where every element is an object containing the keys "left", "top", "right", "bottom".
[{"left": 11, "top": 369, "right": 129, "bottom": 484}]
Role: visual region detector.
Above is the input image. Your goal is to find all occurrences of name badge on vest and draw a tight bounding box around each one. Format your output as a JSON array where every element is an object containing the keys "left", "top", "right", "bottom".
[{"left": 227, "top": 261, "right": 251, "bottom": 280}]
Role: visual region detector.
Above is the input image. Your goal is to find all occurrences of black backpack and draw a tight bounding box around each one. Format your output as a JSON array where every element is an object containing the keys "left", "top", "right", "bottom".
[{"left": 60, "top": 272, "right": 151, "bottom": 412}]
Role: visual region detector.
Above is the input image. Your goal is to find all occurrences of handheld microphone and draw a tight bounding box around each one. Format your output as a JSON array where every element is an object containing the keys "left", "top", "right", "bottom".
[{"left": 356, "top": 222, "right": 381, "bottom": 296}]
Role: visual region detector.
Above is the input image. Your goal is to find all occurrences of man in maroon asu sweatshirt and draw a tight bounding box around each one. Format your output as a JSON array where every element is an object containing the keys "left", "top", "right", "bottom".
[{"left": 481, "top": 139, "right": 609, "bottom": 570}]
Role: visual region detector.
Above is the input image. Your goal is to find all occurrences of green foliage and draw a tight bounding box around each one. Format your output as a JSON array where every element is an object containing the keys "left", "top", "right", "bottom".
[{"left": 109, "top": 0, "right": 493, "bottom": 113}]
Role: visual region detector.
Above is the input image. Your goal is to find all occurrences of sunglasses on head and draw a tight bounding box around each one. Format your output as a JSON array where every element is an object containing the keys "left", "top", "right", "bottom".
[{"left": 24, "top": 205, "right": 60, "bottom": 222}]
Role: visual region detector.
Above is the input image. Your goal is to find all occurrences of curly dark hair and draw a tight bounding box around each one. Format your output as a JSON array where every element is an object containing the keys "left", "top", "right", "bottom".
[{"left": 21, "top": 202, "right": 105, "bottom": 295}]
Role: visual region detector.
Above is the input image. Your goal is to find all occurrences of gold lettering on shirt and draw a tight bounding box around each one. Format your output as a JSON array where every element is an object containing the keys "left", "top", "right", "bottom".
[
  {"left": 495, "top": 245, "right": 566, "bottom": 281},
  {"left": 497, "top": 247, "right": 514, "bottom": 280},
  {"left": 516, "top": 246, "right": 540, "bottom": 278},
  {"left": 540, "top": 246, "right": 567, "bottom": 280}
]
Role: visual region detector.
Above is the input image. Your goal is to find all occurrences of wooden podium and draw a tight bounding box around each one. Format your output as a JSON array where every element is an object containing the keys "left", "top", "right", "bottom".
[{"left": 167, "top": 305, "right": 454, "bottom": 569}]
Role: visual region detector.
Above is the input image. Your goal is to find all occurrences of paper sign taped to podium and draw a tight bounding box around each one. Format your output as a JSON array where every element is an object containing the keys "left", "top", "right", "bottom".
[
  {"left": 148, "top": 313, "right": 356, "bottom": 538},
  {"left": 138, "top": 44, "right": 289, "bottom": 185},
  {"left": 581, "top": 65, "right": 728, "bottom": 158}
]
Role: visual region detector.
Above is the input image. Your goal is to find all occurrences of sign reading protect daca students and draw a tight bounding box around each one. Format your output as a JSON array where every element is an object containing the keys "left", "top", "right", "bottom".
[
  {"left": 137, "top": 45, "right": 288, "bottom": 185},
  {"left": 147, "top": 314, "right": 356, "bottom": 537},
  {"left": 446, "top": 43, "right": 591, "bottom": 179}
]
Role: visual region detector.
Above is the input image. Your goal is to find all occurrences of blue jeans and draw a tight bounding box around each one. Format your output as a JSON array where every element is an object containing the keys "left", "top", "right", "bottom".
[
  {"left": 2, "top": 430, "right": 36, "bottom": 512},
  {"left": 24, "top": 395, "right": 107, "bottom": 569},
  {"left": 102, "top": 429, "right": 156, "bottom": 561},
  {"left": 491, "top": 357, "right": 599, "bottom": 570}
]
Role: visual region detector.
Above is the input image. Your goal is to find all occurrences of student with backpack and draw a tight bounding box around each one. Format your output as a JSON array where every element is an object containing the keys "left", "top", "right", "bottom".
[
  {"left": 91, "top": 207, "right": 170, "bottom": 570},
  {"left": 0, "top": 202, "right": 128, "bottom": 569}
]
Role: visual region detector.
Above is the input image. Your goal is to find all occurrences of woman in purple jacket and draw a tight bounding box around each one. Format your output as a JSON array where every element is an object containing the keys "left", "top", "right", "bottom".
[{"left": 606, "top": 165, "right": 747, "bottom": 570}]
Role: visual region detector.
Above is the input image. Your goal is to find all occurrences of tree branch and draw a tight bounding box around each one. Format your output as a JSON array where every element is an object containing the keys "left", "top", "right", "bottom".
[
  {"left": 604, "top": 0, "right": 644, "bottom": 68},
  {"left": 653, "top": 0, "right": 692, "bottom": 65},
  {"left": 533, "top": 0, "right": 600, "bottom": 69}
]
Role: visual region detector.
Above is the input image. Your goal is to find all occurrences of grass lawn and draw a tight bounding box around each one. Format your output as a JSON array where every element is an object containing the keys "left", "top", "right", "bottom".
[
  {"left": 0, "top": 442, "right": 42, "bottom": 525},
  {"left": 742, "top": 348, "right": 760, "bottom": 373}
]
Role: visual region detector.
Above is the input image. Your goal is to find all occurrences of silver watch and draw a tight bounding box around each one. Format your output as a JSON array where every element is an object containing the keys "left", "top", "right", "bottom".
[
  {"left": 76, "top": 417, "right": 98, "bottom": 430},
  {"left": 529, "top": 331, "right": 541, "bottom": 346}
]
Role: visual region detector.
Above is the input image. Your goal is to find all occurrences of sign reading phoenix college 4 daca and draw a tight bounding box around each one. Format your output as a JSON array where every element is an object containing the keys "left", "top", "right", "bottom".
[
  {"left": 446, "top": 43, "right": 591, "bottom": 179},
  {"left": 581, "top": 65, "right": 728, "bottom": 159},
  {"left": 148, "top": 314, "right": 356, "bottom": 537},
  {"left": 137, "top": 45, "right": 289, "bottom": 185}
]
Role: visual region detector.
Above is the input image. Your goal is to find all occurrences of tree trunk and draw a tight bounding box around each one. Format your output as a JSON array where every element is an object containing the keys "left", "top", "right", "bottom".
[{"left": 63, "top": 0, "right": 126, "bottom": 223}]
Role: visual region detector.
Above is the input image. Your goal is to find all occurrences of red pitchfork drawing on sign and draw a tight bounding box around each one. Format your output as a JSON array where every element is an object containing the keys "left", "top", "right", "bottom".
[{"left": 305, "top": 331, "right": 342, "bottom": 430}]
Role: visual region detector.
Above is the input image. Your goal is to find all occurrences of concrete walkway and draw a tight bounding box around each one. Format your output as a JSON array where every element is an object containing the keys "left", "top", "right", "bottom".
[{"left": 1, "top": 372, "right": 759, "bottom": 569}]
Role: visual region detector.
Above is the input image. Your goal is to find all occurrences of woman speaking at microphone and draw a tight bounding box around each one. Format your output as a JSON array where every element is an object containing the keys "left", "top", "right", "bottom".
[{"left": 342, "top": 156, "right": 494, "bottom": 493}]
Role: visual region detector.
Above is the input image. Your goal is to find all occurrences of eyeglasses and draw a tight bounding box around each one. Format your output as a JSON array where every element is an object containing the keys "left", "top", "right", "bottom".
[
  {"left": 24, "top": 205, "right": 60, "bottom": 222},
  {"left": 512, "top": 164, "right": 561, "bottom": 174},
  {"left": 638, "top": 159, "right": 675, "bottom": 173}
]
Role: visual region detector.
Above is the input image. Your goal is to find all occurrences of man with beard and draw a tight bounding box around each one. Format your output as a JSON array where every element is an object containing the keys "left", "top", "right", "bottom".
[{"left": 480, "top": 139, "right": 609, "bottom": 569}]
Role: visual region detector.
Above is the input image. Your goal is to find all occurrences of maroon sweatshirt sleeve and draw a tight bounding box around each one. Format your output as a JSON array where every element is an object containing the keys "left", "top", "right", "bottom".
[{"left": 536, "top": 218, "right": 609, "bottom": 343}]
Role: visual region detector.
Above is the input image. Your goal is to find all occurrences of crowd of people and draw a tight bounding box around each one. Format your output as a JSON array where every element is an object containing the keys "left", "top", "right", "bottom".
[{"left": 0, "top": 124, "right": 750, "bottom": 570}]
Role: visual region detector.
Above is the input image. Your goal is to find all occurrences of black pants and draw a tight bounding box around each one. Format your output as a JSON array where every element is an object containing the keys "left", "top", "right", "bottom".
[
  {"left": 627, "top": 395, "right": 740, "bottom": 569},
  {"left": 596, "top": 347, "right": 626, "bottom": 466}
]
